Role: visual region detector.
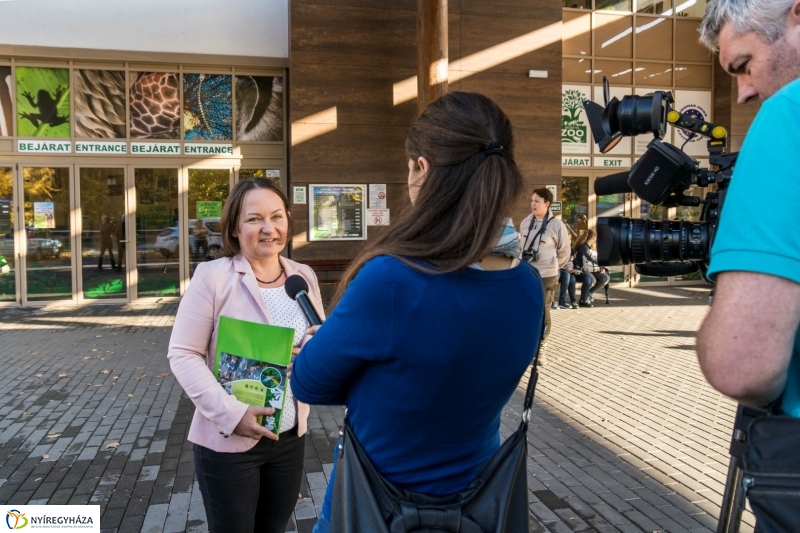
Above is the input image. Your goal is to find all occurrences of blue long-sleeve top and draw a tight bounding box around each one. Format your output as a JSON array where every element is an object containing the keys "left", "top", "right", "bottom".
[{"left": 291, "top": 255, "right": 544, "bottom": 523}]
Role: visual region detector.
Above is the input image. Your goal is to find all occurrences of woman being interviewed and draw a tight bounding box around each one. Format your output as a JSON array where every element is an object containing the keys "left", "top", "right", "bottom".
[
  {"left": 168, "top": 178, "right": 324, "bottom": 533},
  {"left": 291, "top": 92, "right": 545, "bottom": 532}
]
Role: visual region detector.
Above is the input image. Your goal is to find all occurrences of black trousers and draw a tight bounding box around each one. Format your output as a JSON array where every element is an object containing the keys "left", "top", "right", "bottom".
[
  {"left": 98, "top": 242, "right": 116, "bottom": 269},
  {"left": 194, "top": 427, "right": 306, "bottom": 533}
]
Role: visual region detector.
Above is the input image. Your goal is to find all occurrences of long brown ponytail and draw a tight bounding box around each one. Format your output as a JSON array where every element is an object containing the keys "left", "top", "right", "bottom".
[{"left": 332, "top": 92, "right": 523, "bottom": 306}]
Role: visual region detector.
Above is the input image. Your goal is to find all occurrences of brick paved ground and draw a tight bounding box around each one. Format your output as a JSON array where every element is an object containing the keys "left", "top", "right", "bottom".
[{"left": 0, "top": 286, "right": 754, "bottom": 532}]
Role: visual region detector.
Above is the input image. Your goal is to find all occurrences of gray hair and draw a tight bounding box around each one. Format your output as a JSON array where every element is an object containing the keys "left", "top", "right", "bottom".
[{"left": 699, "top": 0, "right": 795, "bottom": 51}]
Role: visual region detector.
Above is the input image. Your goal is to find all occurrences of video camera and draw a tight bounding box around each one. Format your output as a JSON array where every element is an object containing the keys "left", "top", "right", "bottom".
[{"left": 582, "top": 78, "right": 737, "bottom": 280}]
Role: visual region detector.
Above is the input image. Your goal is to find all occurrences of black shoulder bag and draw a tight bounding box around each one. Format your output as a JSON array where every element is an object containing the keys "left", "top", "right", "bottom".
[
  {"left": 329, "top": 264, "right": 546, "bottom": 533},
  {"left": 739, "top": 403, "right": 800, "bottom": 532}
]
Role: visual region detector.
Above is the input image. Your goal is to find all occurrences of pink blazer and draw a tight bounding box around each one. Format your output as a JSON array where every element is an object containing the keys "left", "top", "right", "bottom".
[{"left": 168, "top": 254, "right": 325, "bottom": 453}]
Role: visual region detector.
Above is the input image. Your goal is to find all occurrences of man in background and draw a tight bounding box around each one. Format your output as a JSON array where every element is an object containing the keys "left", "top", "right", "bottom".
[
  {"left": 519, "top": 188, "right": 571, "bottom": 366},
  {"left": 98, "top": 214, "right": 116, "bottom": 270}
]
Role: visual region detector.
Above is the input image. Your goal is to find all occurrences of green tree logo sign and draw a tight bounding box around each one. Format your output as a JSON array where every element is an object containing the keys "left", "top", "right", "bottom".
[{"left": 562, "top": 89, "right": 587, "bottom": 144}]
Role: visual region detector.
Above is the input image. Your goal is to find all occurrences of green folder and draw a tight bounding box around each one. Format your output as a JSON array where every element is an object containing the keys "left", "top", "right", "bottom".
[{"left": 214, "top": 315, "right": 295, "bottom": 434}]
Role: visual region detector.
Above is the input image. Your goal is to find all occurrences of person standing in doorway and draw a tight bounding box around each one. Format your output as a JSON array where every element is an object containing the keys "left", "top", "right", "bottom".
[
  {"left": 98, "top": 214, "right": 116, "bottom": 270},
  {"left": 115, "top": 214, "right": 125, "bottom": 272},
  {"left": 519, "top": 188, "right": 571, "bottom": 365}
]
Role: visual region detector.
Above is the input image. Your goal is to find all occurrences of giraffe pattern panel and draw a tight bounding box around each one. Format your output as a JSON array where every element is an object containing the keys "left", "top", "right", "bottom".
[{"left": 130, "top": 72, "right": 180, "bottom": 140}]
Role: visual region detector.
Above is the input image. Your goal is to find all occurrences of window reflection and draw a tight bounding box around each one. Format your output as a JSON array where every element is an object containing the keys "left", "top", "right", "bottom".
[
  {"left": 564, "top": 58, "right": 592, "bottom": 83},
  {"left": 563, "top": 0, "right": 591, "bottom": 7},
  {"left": 0, "top": 167, "right": 14, "bottom": 302},
  {"left": 635, "top": 16, "right": 673, "bottom": 60},
  {"left": 676, "top": 18, "right": 711, "bottom": 61},
  {"left": 80, "top": 168, "right": 127, "bottom": 300},
  {"left": 675, "top": 64, "right": 711, "bottom": 88},
  {"left": 239, "top": 169, "right": 280, "bottom": 187},
  {"left": 561, "top": 176, "right": 589, "bottom": 238},
  {"left": 596, "top": 193, "right": 626, "bottom": 282},
  {"left": 23, "top": 167, "right": 72, "bottom": 302},
  {"left": 135, "top": 168, "right": 180, "bottom": 298},
  {"left": 594, "top": 14, "right": 633, "bottom": 58},
  {"left": 597, "top": 0, "right": 632, "bottom": 11},
  {"left": 636, "top": 0, "right": 672, "bottom": 13},
  {"left": 563, "top": 11, "right": 592, "bottom": 56},
  {"left": 594, "top": 60, "right": 633, "bottom": 84},
  {"left": 188, "top": 169, "right": 229, "bottom": 278},
  {"left": 675, "top": 0, "right": 707, "bottom": 18},
  {"left": 635, "top": 62, "right": 673, "bottom": 85}
]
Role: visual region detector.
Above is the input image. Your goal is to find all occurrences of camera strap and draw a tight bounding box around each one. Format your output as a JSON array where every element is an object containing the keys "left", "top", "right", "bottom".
[{"left": 523, "top": 213, "right": 551, "bottom": 255}]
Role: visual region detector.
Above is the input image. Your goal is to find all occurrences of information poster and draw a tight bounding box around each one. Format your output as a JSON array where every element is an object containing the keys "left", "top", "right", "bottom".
[
  {"left": 196, "top": 201, "right": 222, "bottom": 218},
  {"left": 309, "top": 184, "right": 366, "bottom": 241},
  {"left": 369, "top": 184, "right": 387, "bottom": 208},
  {"left": 33, "top": 202, "right": 54, "bottom": 229},
  {"left": 0, "top": 198, "right": 10, "bottom": 234},
  {"left": 366, "top": 208, "right": 390, "bottom": 226},
  {"left": 293, "top": 186, "right": 307, "bottom": 205}
]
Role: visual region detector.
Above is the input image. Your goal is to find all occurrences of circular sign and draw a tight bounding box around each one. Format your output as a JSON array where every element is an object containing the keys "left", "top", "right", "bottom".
[{"left": 377, "top": 191, "right": 386, "bottom": 200}]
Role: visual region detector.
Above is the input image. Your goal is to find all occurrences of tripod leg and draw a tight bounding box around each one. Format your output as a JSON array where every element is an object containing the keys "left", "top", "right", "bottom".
[
  {"left": 716, "top": 455, "right": 744, "bottom": 533},
  {"left": 717, "top": 405, "right": 766, "bottom": 533}
]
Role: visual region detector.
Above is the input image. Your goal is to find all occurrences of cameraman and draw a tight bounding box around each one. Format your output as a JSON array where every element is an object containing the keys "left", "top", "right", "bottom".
[
  {"left": 519, "top": 188, "right": 571, "bottom": 365},
  {"left": 696, "top": 0, "right": 800, "bottom": 413}
]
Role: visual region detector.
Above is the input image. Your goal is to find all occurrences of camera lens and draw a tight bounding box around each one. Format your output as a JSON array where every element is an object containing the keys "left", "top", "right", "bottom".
[
  {"left": 604, "top": 92, "right": 671, "bottom": 139},
  {"left": 596, "top": 216, "right": 708, "bottom": 266}
]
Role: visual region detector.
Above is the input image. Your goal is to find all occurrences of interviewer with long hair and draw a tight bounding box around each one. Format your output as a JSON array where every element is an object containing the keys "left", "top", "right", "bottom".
[
  {"left": 168, "top": 178, "right": 323, "bottom": 533},
  {"left": 291, "top": 92, "right": 545, "bottom": 532}
]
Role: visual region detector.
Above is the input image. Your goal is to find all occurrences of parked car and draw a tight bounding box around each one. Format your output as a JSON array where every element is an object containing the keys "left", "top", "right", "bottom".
[
  {"left": 154, "top": 219, "right": 224, "bottom": 259},
  {"left": 189, "top": 218, "right": 223, "bottom": 259},
  {"left": 26, "top": 227, "right": 63, "bottom": 260},
  {"left": 154, "top": 227, "right": 179, "bottom": 258}
]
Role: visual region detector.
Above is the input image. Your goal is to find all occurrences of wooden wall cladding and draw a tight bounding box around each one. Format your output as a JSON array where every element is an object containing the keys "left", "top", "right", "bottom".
[{"left": 291, "top": 0, "right": 562, "bottom": 261}]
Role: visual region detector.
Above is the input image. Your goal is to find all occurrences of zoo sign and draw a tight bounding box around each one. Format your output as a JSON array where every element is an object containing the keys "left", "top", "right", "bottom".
[{"left": 561, "top": 85, "right": 590, "bottom": 154}]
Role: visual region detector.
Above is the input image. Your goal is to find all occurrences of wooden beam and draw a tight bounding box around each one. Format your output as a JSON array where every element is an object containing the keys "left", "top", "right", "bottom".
[{"left": 417, "top": 0, "right": 448, "bottom": 114}]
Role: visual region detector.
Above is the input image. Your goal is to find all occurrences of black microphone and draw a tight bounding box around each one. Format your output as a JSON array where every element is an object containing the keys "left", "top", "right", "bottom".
[
  {"left": 284, "top": 275, "right": 323, "bottom": 326},
  {"left": 593, "top": 171, "right": 633, "bottom": 196}
]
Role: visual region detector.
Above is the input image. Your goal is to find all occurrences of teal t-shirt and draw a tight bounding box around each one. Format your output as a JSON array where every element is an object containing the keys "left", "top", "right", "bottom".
[{"left": 707, "top": 78, "right": 800, "bottom": 416}]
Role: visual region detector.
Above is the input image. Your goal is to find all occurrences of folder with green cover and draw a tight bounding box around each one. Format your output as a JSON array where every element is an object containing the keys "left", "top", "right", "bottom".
[{"left": 214, "top": 315, "right": 295, "bottom": 434}]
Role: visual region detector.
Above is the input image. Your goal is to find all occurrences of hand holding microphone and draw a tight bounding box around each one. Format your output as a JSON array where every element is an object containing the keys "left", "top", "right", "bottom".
[
  {"left": 284, "top": 275, "right": 322, "bottom": 326},
  {"left": 285, "top": 275, "right": 323, "bottom": 374}
]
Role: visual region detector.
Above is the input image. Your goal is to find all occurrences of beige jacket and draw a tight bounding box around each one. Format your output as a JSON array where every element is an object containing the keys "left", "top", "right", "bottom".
[
  {"left": 167, "top": 254, "right": 324, "bottom": 452},
  {"left": 519, "top": 212, "right": 572, "bottom": 278}
]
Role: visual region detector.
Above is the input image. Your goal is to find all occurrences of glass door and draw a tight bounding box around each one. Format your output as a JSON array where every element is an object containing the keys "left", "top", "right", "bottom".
[
  {"left": 561, "top": 175, "right": 590, "bottom": 239},
  {"left": 187, "top": 168, "right": 230, "bottom": 278},
  {"left": 134, "top": 168, "right": 180, "bottom": 298},
  {"left": 22, "top": 166, "right": 73, "bottom": 303},
  {"left": 78, "top": 167, "right": 128, "bottom": 300},
  {"left": 595, "top": 191, "right": 628, "bottom": 283},
  {"left": 0, "top": 166, "right": 16, "bottom": 303}
]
